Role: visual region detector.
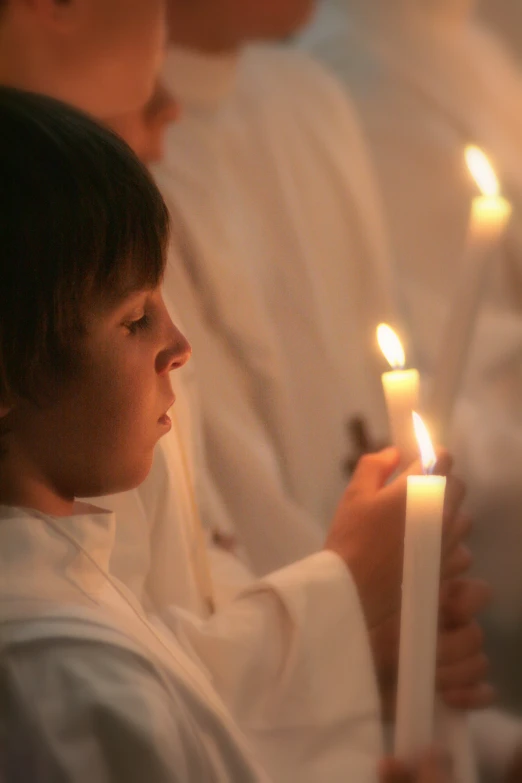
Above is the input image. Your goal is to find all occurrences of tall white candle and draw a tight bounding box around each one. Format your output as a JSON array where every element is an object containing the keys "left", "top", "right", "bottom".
[
  {"left": 431, "top": 146, "right": 512, "bottom": 440},
  {"left": 378, "top": 324, "right": 420, "bottom": 466},
  {"left": 395, "top": 413, "right": 446, "bottom": 761}
]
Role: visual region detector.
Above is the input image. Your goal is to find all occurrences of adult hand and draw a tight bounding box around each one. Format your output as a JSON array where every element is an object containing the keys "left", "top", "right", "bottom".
[
  {"left": 371, "top": 576, "right": 493, "bottom": 719},
  {"left": 437, "top": 577, "right": 495, "bottom": 710}
]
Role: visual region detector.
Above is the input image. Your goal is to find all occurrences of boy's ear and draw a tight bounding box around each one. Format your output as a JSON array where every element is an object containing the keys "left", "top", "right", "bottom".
[{"left": 0, "top": 404, "right": 12, "bottom": 418}]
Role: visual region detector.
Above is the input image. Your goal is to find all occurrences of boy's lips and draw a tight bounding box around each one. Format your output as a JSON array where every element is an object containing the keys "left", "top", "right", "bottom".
[
  {"left": 158, "top": 413, "right": 172, "bottom": 429},
  {"left": 158, "top": 396, "right": 176, "bottom": 428}
]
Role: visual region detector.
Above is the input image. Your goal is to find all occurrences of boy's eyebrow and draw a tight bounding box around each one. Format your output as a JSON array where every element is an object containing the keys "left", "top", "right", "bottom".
[{"left": 101, "top": 281, "right": 159, "bottom": 308}]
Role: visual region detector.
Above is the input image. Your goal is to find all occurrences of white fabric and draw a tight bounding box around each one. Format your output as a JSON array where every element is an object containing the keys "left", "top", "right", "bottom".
[
  {"left": 298, "top": 0, "right": 522, "bottom": 627},
  {"left": 0, "top": 504, "right": 383, "bottom": 781},
  {"left": 155, "top": 45, "right": 403, "bottom": 577},
  {"left": 0, "top": 504, "right": 264, "bottom": 782}
]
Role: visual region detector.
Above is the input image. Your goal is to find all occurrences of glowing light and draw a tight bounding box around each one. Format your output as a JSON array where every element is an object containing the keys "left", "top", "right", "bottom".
[
  {"left": 465, "top": 146, "right": 499, "bottom": 198},
  {"left": 377, "top": 323, "right": 406, "bottom": 370},
  {"left": 412, "top": 412, "right": 437, "bottom": 475}
]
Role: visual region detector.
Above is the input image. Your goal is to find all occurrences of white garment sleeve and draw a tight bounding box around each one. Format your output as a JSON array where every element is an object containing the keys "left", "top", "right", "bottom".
[
  {"left": 162, "top": 551, "right": 383, "bottom": 783},
  {"left": 0, "top": 640, "right": 210, "bottom": 783}
]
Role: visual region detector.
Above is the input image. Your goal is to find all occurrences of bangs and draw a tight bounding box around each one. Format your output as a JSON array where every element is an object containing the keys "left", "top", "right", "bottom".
[
  {"left": 0, "top": 88, "right": 170, "bottom": 403},
  {"left": 73, "top": 130, "right": 170, "bottom": 306}
]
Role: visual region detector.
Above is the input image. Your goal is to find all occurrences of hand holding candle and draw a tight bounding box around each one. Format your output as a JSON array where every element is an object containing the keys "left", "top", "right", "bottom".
[{"left": 378, "top": 323, "right": 420, "bottom": 467}]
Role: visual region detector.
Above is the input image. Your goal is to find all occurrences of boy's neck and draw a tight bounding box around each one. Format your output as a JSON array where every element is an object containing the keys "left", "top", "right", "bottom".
[{"left": 0, "top": 458, "right": 75, "bottom": 518}]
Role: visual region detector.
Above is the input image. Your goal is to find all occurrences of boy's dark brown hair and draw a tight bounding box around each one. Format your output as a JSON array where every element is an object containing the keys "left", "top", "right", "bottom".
[{"left": 0, "top": 87, "right": 170, "bottom": 407}]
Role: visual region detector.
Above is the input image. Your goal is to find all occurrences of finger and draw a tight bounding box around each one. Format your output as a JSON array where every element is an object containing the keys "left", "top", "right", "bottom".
[
  {"left": 379, "top": 758, "right": 413, "bottom": 783},
  {"left": 442, "top": 545, "right": 472, "bottom": 579},
  {"left": 441, "top": 479, "right": 467, "bottom": 540},
  {"left": 442, "top": 517, "right": 472, "bottom": 578},
  {"left": 440, "top": 579, "right": 492, "bottom": 626},
  {"left": 437, "top": 621, "right": 484, "bottom": 666},
  {"left": 441, "top": 683, "right": 497, "bottom": 710},
  {"left": 351, "top": 448, "right": 401, "bottom": 494},
  {"left": 436, "top": 652, "right": 489, "bottom": 690}
]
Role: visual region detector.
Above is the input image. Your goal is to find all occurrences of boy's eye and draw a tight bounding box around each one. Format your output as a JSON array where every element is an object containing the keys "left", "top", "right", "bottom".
[{"left": 124, "top": 313, "right": 151, "bottom": 335}]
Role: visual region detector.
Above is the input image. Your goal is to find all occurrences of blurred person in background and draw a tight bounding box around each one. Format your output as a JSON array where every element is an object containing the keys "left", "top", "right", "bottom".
[
  {"left": 107, "top": 78, "right": 498, "bottom": 782},
  {"left": 141, "top": 0, "right": 522, "bottom": 777},
  {"left": 155, "top": 0, "right": 398, "bottom": 578},
  {"left": 298, "top": 0, "right": 522, "bottom": 727}
]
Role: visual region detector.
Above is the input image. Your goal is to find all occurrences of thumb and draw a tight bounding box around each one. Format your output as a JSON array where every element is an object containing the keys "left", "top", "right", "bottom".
[{"left": 351, "top": 448, "right": 400, "bottom": 494}]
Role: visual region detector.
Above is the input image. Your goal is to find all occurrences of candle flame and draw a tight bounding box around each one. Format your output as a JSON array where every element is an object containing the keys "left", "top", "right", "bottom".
[
  {"left": 412, "top": 412, "right": 437, "bottom": 475},
  {"left": 465, "top": 146, "right": 499, "bottom": 198},
  {"left": 377, "top": 323, "right": 405, "bottom": 370}
]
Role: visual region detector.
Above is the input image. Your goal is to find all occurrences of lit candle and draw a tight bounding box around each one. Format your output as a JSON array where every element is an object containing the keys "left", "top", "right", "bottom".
[
  {"left": 377, "top": 323, "right": 420, "bottom": 466},
  {"left": 395, "top": 413, "right": 446, "bottom": 761},
  {"left": 431, "top": 146, "right": 512, "bottom": 440}
]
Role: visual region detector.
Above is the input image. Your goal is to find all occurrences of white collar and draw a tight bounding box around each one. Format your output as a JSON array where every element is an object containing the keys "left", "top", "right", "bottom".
[{"left": 0, "top": 502, "right": 115, "bottom": 595}]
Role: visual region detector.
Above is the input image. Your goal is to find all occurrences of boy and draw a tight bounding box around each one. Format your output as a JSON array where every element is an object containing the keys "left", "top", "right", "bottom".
[{"left": 0, "top": 86, "right": 464, "bottom": 782}]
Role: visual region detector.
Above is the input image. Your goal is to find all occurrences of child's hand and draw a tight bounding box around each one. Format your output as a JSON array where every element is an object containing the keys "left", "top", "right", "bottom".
[{"left": 325, "top": 448, "right": 465, "bottom": 631}]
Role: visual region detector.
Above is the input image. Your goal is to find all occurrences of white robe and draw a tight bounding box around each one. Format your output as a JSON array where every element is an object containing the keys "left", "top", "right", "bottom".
[
  {"left": 0, "top": 504, "right": 383, "bottom": 782},
  {"left": 155, "top": 45, "right": 401, "bottom": 573}
]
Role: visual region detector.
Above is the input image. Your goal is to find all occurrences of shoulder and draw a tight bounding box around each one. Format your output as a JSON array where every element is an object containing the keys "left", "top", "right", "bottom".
[
  {"left": 239, "top": 43, "right": 356, "bottom": 112},
  {"left": 0, "top": 636, "right": 199, "bottom": 782},
  {"left": 236, "top": 43, "right": 369, "bottom": 153}
]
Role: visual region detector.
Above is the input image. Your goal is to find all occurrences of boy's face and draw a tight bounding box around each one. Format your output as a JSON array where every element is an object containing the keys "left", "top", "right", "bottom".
[
  {"left": 8, "top": 288, "right": 191, "bottom": 503},
  {"left": 3, "top": 0, "right": 166, "bottom": 116}
]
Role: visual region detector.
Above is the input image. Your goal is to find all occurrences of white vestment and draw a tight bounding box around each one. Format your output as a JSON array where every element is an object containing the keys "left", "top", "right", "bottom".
[
  {"left": 0, "top": 504, "right": 383, "bottom": 782},
  {"left": 155, "top": 44, "right": 400, "bottom": 575}
]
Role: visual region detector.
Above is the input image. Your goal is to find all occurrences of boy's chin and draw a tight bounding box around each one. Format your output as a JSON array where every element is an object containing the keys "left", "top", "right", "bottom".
[{"left": 82, "top": 457, "right": 155, "bottom": 499}]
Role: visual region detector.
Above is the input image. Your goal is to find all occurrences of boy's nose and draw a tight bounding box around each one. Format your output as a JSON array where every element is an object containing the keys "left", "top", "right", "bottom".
[{"left": 157, "top": 329, "right": 192, "bottom": 374}]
